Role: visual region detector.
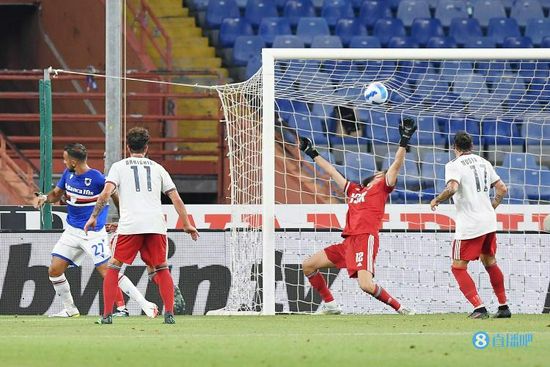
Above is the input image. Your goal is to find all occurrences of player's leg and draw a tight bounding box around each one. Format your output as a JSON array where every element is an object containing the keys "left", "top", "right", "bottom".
[
  {"left": 147, "top": 265, "right": 185, "bottom": 314},
  {"left": 450, "top": 237, "right": 488, "bottom": 319},
  {"left": 356, "top": 270, "right": 408, "bottom": 313},
  {"left": 480, "top": 233, "right": 510, "bottom": 318},
  {"left": 303, "top": 247, "right": 340, "bottom": 314}
]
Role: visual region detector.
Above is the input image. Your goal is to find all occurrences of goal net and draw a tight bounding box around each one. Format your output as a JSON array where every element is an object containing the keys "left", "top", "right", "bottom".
[{"left": 217, "top": 49, "right": 550, "bottom": 315}]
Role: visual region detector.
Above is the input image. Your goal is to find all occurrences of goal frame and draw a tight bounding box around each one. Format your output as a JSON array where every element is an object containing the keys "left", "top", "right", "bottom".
[{"left": 260, "top": 48, "right": 550, "bottom": 315}]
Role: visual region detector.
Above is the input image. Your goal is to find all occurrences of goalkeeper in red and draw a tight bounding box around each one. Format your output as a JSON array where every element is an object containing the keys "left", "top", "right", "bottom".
[
  {"left": 300, "top": 118, "right": 417, "bottom": 315},
  {"left": 430, "top": 131, "right": 510, "bottom": 319}
]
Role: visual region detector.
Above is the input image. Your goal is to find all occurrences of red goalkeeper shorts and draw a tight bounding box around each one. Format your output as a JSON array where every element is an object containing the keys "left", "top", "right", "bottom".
[
  {"left": 452, "top": 232, "right": 497, "bottom": 261},
  {"left": 324, "top": 233, "right": 378, "bottom": 278},
  {"left": 112, "top": 233, "right": 168, "bottom": 266}
]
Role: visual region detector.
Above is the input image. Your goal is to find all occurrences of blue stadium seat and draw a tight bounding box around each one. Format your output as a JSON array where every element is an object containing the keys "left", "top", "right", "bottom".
[
  {"left": 351, "top": 0, "right": 364, "bottom": 10},
  {"left": 511, "top": 0, "right": 544, "bottom": 27},
  {"left": 232, "top": 36, "right": 265, "bottom": 67},
  {"left": 410, "top": 115, "right": 446, "bottom": 145},
  {"left": 411, "top": 18, "right": 444, "bottom": 46},
  {"left": 246, "top": 55, "right": 262, "bottom": 79},
  {"left": 244, "top": 0, "right": 278, "bottom": 28},
  {"left": 297, "top": 17, "right": 330, "bottom": 46},
  {"left": 502, "top": 36, "right": 533, "bottom": 48},
  {"left": 439, "top": 116, "right": 482, "bottom": 148},
  {"left": 452, "top": 73, "right": 488, "bottom": 103},
  {"left": 373, "top": 18, "right": 406, "bottom": 46},
  {"left": 321, "top": 0, "right": 355, "bottom": 27},
  {"left": 426, "top": 36, "right": 457, "bottom": 48},
  {"left": 410, "top": 76, "right": 455, "bottom": 105},
  {"left": 311, "top": 35, "right": 343, "bottom": 48},
  {"left": 205, "top": 0, "right": 240, "bottom": 29},
  {"left": 492, "top": 74, "right": 526, "bottom": 106},
  {"left": 283, "top": 0, "right": 316, "bottom": 27},
  {"left": 358, "top": 1, "right": 392, "bottom": 29},
  {"left": 449, "top": 18, "right": 482, "bottom": 46},
  {"left": 288, "top": 114, "right": 329, "bottom": 145},
  {"left": 397, "top": 0, "right": 431, "bottom": 27},
  {"left": 276, "top": 99, "right": 310, "bottom": 121},
  {"left": 540, "top": 0, "right": 550, "bottom": 9},
  {"left": 525, "top": 18, "right": 550, "bottom": 46},
  {"left": 219, "top": 18, "right": 254, "bottom": 48},
  {"left": 502, "top": 152, "right": 539, "bottom": 168},
  {"left": 382, "top": 154, "right": 422, "bottom": 191},
  {"left": 190, "top": 0, "right": 209, "bottom": 11},
  {"left": 439, "top": 60, "right": 474, "bottom": 82},
  {"left": 435, "top": 0, "right": 470, "bottom": 27},
  {"left": 488, "top": 18, "right": 521, "bottom": 45},
  {"left": 387, "top": 36, "right": 418, "bottom": 48},
  {"left": 258, "top": 18, "right": 292, "bottom": 46},
  {"left": 349, "top": 36, "right": 382, "bottom": 48},
  {"left": 525, "top": 170, "right": 550, "bottom": 202},
  {"left": 464, "top": 36, "right": 497, "bottom": 48},
  {"left": 235, "top": 0, "right": 247, "bottom": 8},
  {"left": 339, "top": 152, "right": 378, "bottom": 184},
  {"left": 421, "top": 151, "right": 452, "bottom": 190},
  {"left": 473, "top": 0, "right": 506, "bottom": 28},
  {"left": 523, "top": 121, "right": 550, "bottom": 146},
  {"left": 335, "top": 19, "right": 368, "bottom": 47},
  {"left": 365, "top": 111, "right": 401, "bottom": 146},
  {"left": 272, "top": 35, "right": 306, "bottom": 48},
  {"left": 482, "top": 118, "right": 524, "bottom": 146}
]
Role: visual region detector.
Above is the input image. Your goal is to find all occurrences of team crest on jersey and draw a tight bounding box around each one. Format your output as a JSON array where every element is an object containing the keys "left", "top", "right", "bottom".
[{"left": 84, "top": 178, "right": 92, "bottom": 186}]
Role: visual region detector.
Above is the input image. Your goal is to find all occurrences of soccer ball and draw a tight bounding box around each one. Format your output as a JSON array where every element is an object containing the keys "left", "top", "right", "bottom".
[
  {"left": 363, "top": 82, "right": 388, "bottom": 104},
  {"left": 543, "top": 214, "right": 550, "bottom": 233}
]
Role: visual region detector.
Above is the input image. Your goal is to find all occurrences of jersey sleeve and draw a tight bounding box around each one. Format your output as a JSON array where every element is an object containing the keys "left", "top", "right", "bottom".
[
  {"left": 160, "top": 166, "right": 177, "bottom": 194},
  {"left": 105, "top": 163, "right": 120, "bottom": 187},
  {"left": 488, "top": 162, "right": 501, "bottom": 185},
  {"left": 383, "top": 175, "right": 395, "bottom": 193},
  {"left": 55, "top": 169, "right": 68, "bottom": 190},
  {"left": 344, "top": 181, "right": 359, "bottom": 197},
  {"left": 445, "top": 162, "right": 461, "bottom": 185}
]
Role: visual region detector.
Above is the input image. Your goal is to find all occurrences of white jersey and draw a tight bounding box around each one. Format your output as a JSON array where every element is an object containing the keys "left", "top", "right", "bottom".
[
  {"left": 445, "top": 153, "right": 500, "bottom": 240},
  {"left": 106, "top": 157, "right": 176, "bottom": 235}
]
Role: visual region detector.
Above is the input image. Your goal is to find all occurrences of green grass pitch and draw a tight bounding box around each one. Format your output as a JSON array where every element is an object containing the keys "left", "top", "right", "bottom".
[{"left": 0, "top": 314, "right": 548, "bottom": 367}]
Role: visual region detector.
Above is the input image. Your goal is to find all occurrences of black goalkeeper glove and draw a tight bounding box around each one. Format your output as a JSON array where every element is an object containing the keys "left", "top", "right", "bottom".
[
  {"left": 299, "top": 136, "right": 319, "bottom": 159},
  {"left": 399, "top": 117, "right": 417, "bottom": 152}
]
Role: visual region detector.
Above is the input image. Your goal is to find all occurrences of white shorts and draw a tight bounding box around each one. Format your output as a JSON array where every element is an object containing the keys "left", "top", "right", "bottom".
[{"left": 51, "top": 225, "right": 111, "bottom": 267}]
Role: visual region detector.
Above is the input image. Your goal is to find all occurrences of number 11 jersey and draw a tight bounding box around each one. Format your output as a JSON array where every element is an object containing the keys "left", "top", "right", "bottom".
[
  {"left": 106, "top": 157, "right": 176, "bottom": 235},
  {"left": 445, "top": 153, "right": 500, "bottom": 240}
]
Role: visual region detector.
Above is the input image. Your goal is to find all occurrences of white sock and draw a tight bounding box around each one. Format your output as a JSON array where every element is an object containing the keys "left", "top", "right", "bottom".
[
  {"left": 118, "top": 274, "right": 148, "bottom": 309},
  {"left": 49, "top": 274, "right": 77, "bottom": 311}
]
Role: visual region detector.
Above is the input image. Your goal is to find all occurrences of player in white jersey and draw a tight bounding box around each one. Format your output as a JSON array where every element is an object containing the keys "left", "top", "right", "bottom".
[
  {"left": 34, "top": 143, "right": 158, "bottom": 318},
  {"left": 84, "top": 127, "right": 198, "bottom": 324},
  {"left": 430, "top": 131, "right": 510, "bottom": 319}
]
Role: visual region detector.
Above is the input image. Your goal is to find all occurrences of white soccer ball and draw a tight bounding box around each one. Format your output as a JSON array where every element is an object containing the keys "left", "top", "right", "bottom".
[
  {"left": 363, "top": 82, "right": 388, "bottom": 104},
  {"left": 543, "top": 214, "right": 550, "bottom": 233}
]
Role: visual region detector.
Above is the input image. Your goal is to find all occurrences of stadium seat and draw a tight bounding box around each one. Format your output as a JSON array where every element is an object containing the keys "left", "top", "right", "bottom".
[
  {"left": 349, "top": 36, "right": 382, "bottom": 48},
  {"left": 487, "top": 18, "right": 521, "bottom": 45},
  {"left": 410, "top": 76, "right": 455, "bottom": 105},
  {"left": 365, "top": 111, "right": 401, "bottom": 146},
  {"left": 258, "top": 18, "right": 292, "bottom": 46},
  {"left": 426, "top": 36, "right": 457, "bottom": 48},
  {"left": 297, "top": 18, "right": 330, "bottom": 46},
  {"left": 511, "top": 0, "right": 544, "bottom": 27},
  {"left": 276, "top": 99, "right": 310, "bottom": 121},
  {"left": 439, "top": 60, "right": 474, "bottom": 82},
  {"left": 244, "top": 0, "right": 278, "bottom": 28},
  {"left": 246, "top": 55, "right": 262, "bottom": 79},
  {"left": 410, "top": 115, "right": 446, "bottom": 146},
  {"left": 523, "top": 120, "right": 550, "bottom": 146},
  {"left": 335, "top": 19, "right": 368, "bottom": 47},
  {"left": 287, "top": 114, "right": 329, "bottom": 145},
  {"left": 491, "top": 73, "right": 526, "bottom": 106},
  {"left": 234, "top": 0, "right": 247, "bottom": 8},
  {"left": 358, "top": 1, "right": 392, "bottom": 29},
  {"left": 232, "top": 36, "right": 265, "bottom": 67},
  {"left": 482, "top": 118, "right": 524, "bottom": 146},
  {"left": 439, "top": 116, "right": 482, "bottom": 148},
  {"left": 373, "top": 18, "right": 406, "bottom": 46},
  {"left": 381, "top": 154, "right": 422, "bottom": 191},
  {"left": 205, "top": 0, "right": 240, "bottom": 29},
  {"left": 397, "top": 0, "right": 431, "bottom": 27},
  {"left": 421, "top": 151, "right": 452, "bottom": 189},
  {"left": 464, "top": 36, "right": 497, "bottom": 48},
  {"left": 502, "top": 36, "right": 533, "bottom": 48},
  {"left": 435, "top": 0, "right": 470, "bottom": 27},
  {"left": 387, "top": 36, "right": 418, "bottom": 48},
  {"left": 311, "top": 35, "right": 343, "bottom": 48},
  {"left": 189, "top": 0, "right": 209, "bottom": 12},
  {"left": 272, "top": 35, "right": 306, "bottom": 48},
  {"left": 321, "top": 0, "right": 355, "bottom": 27},
  {"left": 524, "top": 18, "right": 550, "bottom": 46},
  {"left": 473, "top": 0, "right": 506, "bottom": 28},
  {"left": 219, "top": 18, "right": 254, "bottom": 48},
  {"left": 502, "top": 152, "right": 539, "bottom": 169},
  {"left": 449, "top": 18, "right": 482, "bottom": 46},
  {"left": 452, "top": 73, "right": 488, "bottom": 102},
  {"left": 283, "top": 0, "right": 317, "bottom": 27},
  {"left": 411, "top": 18, "right": 445, "bottom": 46}
]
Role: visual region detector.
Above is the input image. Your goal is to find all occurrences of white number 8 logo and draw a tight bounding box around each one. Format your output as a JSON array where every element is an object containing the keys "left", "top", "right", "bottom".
[{"left": 472, "top": 332, "right": 489, "bottom": 349}]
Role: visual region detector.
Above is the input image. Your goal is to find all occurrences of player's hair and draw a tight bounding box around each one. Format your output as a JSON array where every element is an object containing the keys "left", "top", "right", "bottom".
[
  {"left": 362, "top": 170, "right": 386, "bottom": 186},
  {"left": 64, "top": 143, "right": 87, "bottom": 161},
  {"left": 127, "top": 127, "right": 150, "bottom": 153},
  {"left": 454, "top": 131, "right": 473, "bottom": 152}
]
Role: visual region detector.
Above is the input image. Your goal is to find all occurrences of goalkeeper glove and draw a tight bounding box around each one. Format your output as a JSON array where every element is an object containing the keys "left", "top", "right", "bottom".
[
  {"left": 299, "top": 136, "right": 319, "bottom": 159},
  {"left": 399, "top": 117, "right": 417, "bottom": 151}
]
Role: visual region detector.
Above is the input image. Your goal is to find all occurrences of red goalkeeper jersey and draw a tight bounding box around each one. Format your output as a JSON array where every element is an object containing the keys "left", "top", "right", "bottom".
[{"left": 341, "top": 178, "right": 394, "bottom": 237}]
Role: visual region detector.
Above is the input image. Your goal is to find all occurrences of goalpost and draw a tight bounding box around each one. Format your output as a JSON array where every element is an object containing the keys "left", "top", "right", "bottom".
[{"left": 217, "top": 48, "right": 550, "bottom": 315}]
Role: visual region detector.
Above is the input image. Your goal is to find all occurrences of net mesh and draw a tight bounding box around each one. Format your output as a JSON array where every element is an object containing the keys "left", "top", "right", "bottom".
[{"left": 218, "top": 57, "right": 550, "bottom": 313}]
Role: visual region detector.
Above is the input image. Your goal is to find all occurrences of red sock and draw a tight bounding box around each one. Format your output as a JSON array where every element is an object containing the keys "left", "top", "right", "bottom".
[
  {"left": 306, "top": 271, "right": 334, "bottom": 302},
  {"left": 373, "top": 285, "right": 401, "bottom": 311},
  {"left": 452, "top": 266, "right": 483, "bottom": 308},
  {"left": 115, "top": 288, "right": 125, "bottom": 308},
  {"left": 155, "top": 269, "right": 175, "bottom": 314},
  {"left": 103, "top": 268, "right": 120, "bottom": 317},
  {"left": 485, "top": 263, "right": 507, "bottom": 305}
]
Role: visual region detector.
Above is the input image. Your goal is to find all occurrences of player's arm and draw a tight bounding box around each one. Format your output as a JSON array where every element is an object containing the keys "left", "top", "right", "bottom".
[
  {"left": 386, "top": 118, "right": 417, "bottom": 187},
  {"left": 491, "top": 179, "right": 508, "bottom": 209},
  {"left": 430, "top": 180, "right": 459, "bottom": 211},
  {"left": 34, "top": 187, "right": 64, "bottom": 209},
  {"left": 84, "top": 182, "right": 116, "bottom": 234},
  {"left": 299, "top": 136, "right": 347, "bottom": 190},
  {"left": 166, "top": 189, "right": 199, "bottom": 241}
]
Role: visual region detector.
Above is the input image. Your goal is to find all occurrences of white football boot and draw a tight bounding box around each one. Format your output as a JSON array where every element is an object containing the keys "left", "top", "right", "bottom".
[
  {"left": 49, "top": 307, "right": 80, "bottom": 318},
  {"left": 397, "top": 306, "right": 416, "bottom": 315},
  {"left": 143, "top": 302, "right": 159, "bottom": 318},
  {"left": 317, "top": 301, "right": 342, "bottom": 315}
]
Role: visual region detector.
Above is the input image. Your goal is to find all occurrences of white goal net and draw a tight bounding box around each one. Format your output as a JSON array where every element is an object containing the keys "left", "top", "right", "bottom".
[{"left": 218, "top": 49, "right": 550, "bottom": 315}]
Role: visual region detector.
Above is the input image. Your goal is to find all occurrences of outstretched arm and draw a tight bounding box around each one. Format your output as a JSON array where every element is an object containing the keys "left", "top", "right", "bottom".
[
  {"left": 386, "top": 117, "right": 417, "bottom": 187},
  {"left": 491, "top": 180, "right": 508, "bottom": 209},
  {"left": 167, "top": 189, "right": 199, "bottom": 240},
  {"left": 84, "top": 182, "right": 116, "bottom": 233},
  {"left": 299, "top": 137, "right": 347, "bottom": 190},
  {"left": 34, "top": 187, "right": 64, "bottom": 209},
  {"left": 430, "top": 180, "right": 459, "bottom": 211}
]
